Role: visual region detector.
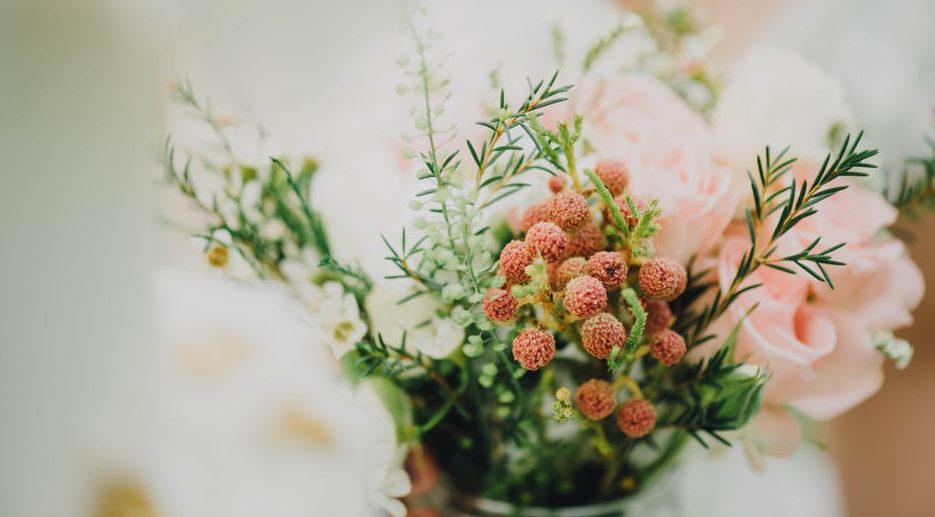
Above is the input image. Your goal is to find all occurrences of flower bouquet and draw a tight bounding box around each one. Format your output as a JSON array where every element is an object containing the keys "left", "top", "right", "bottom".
[{"left": 162, "top": 2, "right": 933, "bottom": 515}]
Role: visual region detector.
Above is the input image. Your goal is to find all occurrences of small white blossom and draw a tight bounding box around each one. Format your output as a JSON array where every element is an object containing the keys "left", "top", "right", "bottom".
[
  {"left": 409, "top": 316, "right": 465, "bottom": 359},
  {"left": 365, "top": 283, "right": 464, "bottom": 358},
  {"left": 258, "top": 219, "right": 288, "bottom": 241},
  {"left": 873, "top": 330, "right": 914, "bottom": 370},
  {"left": 621, "top": 12, "right": 644, "bottom": 30},
  {"left": 368, "top": 466, "right": 411, "bottom": 517},
  {"left": 307, "top": 282, "right": 367, "bottom": 359},
  {"left": 240, "top": 180, "right": 264, "bottom": 223}
]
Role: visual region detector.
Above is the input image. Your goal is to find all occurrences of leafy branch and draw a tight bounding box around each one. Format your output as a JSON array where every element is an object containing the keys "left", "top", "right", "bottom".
[
  {"left": 270, "top": 158, "right": 331, "bottom": 256},
  {"left": 585, "top": 168, "right": 662, "bottom": 259},
  {"left": 662, "top": 317, "right": 766, "bottom": 448},
  {"left": 607, "top": 288, "right": 648, "bottom": 372},
  {"left": 885, "top": 134, "right": 935, "bottom": 217},
  {"left": 172, "top": 80, "right": 234, "bottom": 156},
  {"left": 582, "top": 24, "right": 626, "bottom": 72},
  {"left": 470, "top": 72, "right": 574, "bottom": 202},
  {"left": 679, "top": 133, "right": 878, "bottom": 345}
]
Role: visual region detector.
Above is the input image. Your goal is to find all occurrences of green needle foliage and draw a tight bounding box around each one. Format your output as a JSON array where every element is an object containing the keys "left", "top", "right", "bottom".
[
  {"left": 661, "top": 316, "right": 767, "bottom": 448},
  {"left": 677, "top": 133, "right": 879, "bottom": 346},
  {"left": 162, "top": 82, "right": 370, "bottom": 298},
  {"left": 885, "top": 133, "right": 935, "bottom": 217}
]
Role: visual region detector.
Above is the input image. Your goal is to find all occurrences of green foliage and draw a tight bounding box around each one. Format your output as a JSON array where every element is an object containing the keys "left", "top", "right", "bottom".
[
  {"left": 662, "top": 317, "right": 767, "bottom": 448},
  {"left": 621, "top": 288, "right": 646, "bottom": 354},
  {"left": 678, "top": 134, "right": 878, "bottom": 346},
  {"left": 585, "top": 168, "right": 662, "bottom": 257},
  {"left": 885, "top": 134, "right": 935, "bottom": 217},
  {"left": 163, "top": 82, "right": 373, "bottom": 303},
  {"left": 318, "top": 256, "right": 372, "bottom": 297},
  {"left": 582, "top": 24, "right": 626, "bottom": 72}
]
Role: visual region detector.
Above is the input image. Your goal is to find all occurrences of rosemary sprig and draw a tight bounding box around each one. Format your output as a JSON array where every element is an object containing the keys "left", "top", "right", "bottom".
[
  {"left": 885, "top": 134, "right": 935, "bottom": 217},
  {"left": 680, "top": 133, "right": 878, "bottom": 346}
]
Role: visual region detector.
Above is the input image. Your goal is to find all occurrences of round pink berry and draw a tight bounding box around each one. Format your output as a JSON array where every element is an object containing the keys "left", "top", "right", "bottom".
[
  {"left": 642, "top": 299, "right": 672, "bottom": 336},
  {"left": 580, "top": 313, "right": 626, "bottom": 359},
  {"left": 548, "top": 191, "right": 591, "bottom": 232},
  {"left": 512, "top": 328, "right": 556, "bottom": 371},
  {"left": 638, "top": 257, "right": 687, "bottom": 301},
  {"left": 520, "top": 200, "right": 552, "bottom": 233},
  {"left": 526, "top": 222, "right": 569, "bottom": 263},
  {"left": 498, "top": 240, "right": 535, "bottom": 286},
  {"left": 586, "top": 251, "right": 628, "bottom": 289},
  {"left": 554, "top": 257, "right": 587, "bottom": 290},
  {"left": 610, "top": 195, "right": 647, "bottom": 228},
  {"left": 566, "top": 224, "right": 606, "bottom": 258},
  {"left": 482, "top": 288, "right": 518, "bottom": 323},
  {"left": 547, "top": 176, "right": 566, "bottom": 194},
  {"left": 616, "top": 399, "right": 656, "bottom": 438},
  {"left": 594, "top": 159, "right": 630, "bottom": 197},
  {"left": 575, "top": 379, "right": 617, "bottom": 421},
  {"left": 650, "top": 329, "right": 686, "bottom": 366},
  {"left": 564, "top": 275, "right": 608, "bottom": 318}
]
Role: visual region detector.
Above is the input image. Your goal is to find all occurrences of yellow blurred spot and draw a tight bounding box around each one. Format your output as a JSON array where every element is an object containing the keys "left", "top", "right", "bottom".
[
  {"left": 206, "top": 245, "right": 229, "bottom": 268},
  {"left": 175, "top": 333, "right": 249, "bottom": 380},
  {"left": 274, "top": 405, "right": 332, "bottom": 448},
  {"left": 94, "top": 479, "right": 158, "bottom": 517},
  {"left": 213, "top": 113, "right": 240, "bottom": 127},
  {"left": 621, "top": 476, "right": 636, "bottom": 492}
]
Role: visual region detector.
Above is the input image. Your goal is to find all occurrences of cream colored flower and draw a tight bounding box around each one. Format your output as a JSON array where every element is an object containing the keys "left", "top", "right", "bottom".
[
  {"left": 408, "top": 315, "right": 465, "bottom": 359},
  {"left": 365, "top": 283, "right": 464, "bottom": 359},
  {"left": 307, "top": 282, "right": 367, "bottom": 359},
  {"left": 368, "top": 465, "right": 411, "bottom": 517}
]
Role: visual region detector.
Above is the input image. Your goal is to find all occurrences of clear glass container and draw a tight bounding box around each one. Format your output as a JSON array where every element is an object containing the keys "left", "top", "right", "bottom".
[{"left": 444, "top": 472, "right": 681, "bottom": 517}]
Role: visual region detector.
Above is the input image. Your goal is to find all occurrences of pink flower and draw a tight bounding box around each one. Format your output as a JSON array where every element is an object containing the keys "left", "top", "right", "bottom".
[
  {"left": 716, "top": 235, "right": 884, "bottom": 412},
  {"left": 711, "top": 180, "right": 923, "bottom": 456},
  {"left": 575, "top": 75, "right": 739, "bottom": 264},
  {"left": 778, "top": 179, "right": 924, "bottom": 331}
]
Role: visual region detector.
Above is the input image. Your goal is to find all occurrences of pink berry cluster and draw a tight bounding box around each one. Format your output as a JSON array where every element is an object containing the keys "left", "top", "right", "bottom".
[
  {"left": 485, "top": 159, "right": 694, "bottom": 442},
  {"left": 573, "top": 378, "right": 657, "bottom": 437}
]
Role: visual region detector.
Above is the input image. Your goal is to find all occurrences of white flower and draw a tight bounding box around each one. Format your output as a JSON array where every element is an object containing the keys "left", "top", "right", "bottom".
[
  {"left": 365, "top": 283, "right": 464, "bottom": 359},
  {"left": 258, "top": 219, "right": 288, "bottom": 241},
  {"left": 307, "top": 282, "right": 367, "bottom": 359},
  {"left": 873, "top": 330, "right": 914, "bottom": 370},
  {"left": 355, "top": 382, "right": 412, "bottom": 517},
  {"left": 280, "top": 248, "right": 320, "bottom": 288},
  {"left": 240, "top": 180, "right": 264, "bottom": 223},
  {"left": 368, "top": 466, "right": 411, "bottom": 517},
  {"left": 408, "top": 315, "right": 465, "bottom": 359},
  {"left": 713, "top": 47, "right": 855, "bottom": 170}
]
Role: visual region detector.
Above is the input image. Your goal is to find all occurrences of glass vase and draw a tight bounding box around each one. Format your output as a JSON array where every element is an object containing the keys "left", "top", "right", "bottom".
[{"left": 442, "top": 472, "right": 681, "bottom": 517}]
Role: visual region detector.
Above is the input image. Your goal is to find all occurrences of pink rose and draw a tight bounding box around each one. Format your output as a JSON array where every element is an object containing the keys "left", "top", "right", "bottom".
[
  {"left": 575, "top": 75, "right": 740, "bottom": 264},
  {"left": 777, "top": 177, "right": 924, "bottom": 331},
  {"left": 713, "top": 181, "right": 922, "bottom": 456}
]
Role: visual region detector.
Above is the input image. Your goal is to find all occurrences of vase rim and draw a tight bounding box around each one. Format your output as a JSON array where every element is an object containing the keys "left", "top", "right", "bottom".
[
  {"left": 445, "top": 469, "right": 678, "bottom": 517},
  {"left": 449, "top": 492, "right": 649, "bottom": 517}
]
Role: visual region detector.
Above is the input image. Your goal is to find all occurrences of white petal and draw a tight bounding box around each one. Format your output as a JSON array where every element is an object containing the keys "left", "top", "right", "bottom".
[
  {"left": 322, "top": 281, "right": 344, "bottom": 299},
  {"left": 341, "top": 293, "right": 361, "bottom": 319},
  {"left": 383, "top": 468, "right": 413, "bottom": 498},
  {"left": 379, "top": 496, "right": 407, "bottom": 517}
]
